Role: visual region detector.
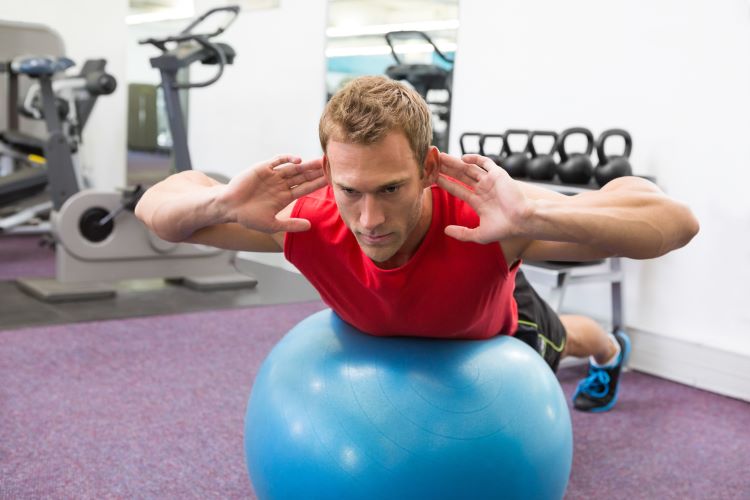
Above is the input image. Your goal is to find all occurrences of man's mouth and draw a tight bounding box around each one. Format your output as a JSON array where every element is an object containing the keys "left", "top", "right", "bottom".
[{"left": 358, "top": 232, "right": 393, "bottom": 245}]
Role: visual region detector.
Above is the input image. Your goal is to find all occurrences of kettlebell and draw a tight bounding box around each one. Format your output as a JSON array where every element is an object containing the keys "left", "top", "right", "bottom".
[
  {"left": 526, "top": 130, "right": 559, "bottom": 181},
  {"left": 555, "top": 127, "right": 595, "bottom": 184},
  {"left": 594, "top": 128, "right": 633, "bottom": 187},
  {"left": 500, "top": 129, "right": 531, "bottom": 178},
  {"left": 479, "top": 133, "right": 506, "bottom": 166},
  {"left": 459, "top": 132, "right": 483, "bottom": 155}
]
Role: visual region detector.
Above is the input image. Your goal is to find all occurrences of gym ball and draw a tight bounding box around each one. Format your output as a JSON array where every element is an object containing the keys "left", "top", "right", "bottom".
[{"left": 244, "top": 310, "right": 573, "bottom": 500}]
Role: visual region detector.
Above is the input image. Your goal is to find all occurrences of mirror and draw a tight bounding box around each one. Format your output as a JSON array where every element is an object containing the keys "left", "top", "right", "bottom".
[
  {"left": 125, "top": 1, "right": 257, "bottom": 186},
  {"left": 325, "top": 0, "right": 459, "bottom": 151}
]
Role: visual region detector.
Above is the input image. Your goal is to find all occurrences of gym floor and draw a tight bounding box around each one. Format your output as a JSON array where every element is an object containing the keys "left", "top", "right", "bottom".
[{"left": 1, "top": 153, "right": 748, "bottom": 499}]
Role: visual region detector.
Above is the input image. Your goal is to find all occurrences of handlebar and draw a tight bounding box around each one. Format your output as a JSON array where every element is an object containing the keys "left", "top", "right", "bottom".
[
  {"left": 385, "top": 31, "right": 455, "bottom": 66},
  {"left": 139, "top": 5, "right": 240, "bottom": 50}
]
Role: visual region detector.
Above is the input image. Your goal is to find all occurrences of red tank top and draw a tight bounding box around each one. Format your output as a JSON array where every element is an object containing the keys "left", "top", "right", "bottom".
[{"left": 284, "top": 185, "right": 518, "bottom": 339}]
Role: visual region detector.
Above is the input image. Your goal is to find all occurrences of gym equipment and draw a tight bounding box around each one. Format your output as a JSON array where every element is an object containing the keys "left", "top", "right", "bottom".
[
  {"left": 501, "top": 129, "right": 531, "bottom": 178},
  {"left": 1, "top": 59, "right": 48, "bottom": 228},
  {"left": 555, "top": 127, "right": 595, "bottom": 185},
  {"left": 478, "top": 133, "right": 505, "bottom": 165},
  {"left": 526, "top": 130, "right": 559, "bottom": 181},
  {"left": 244, "top": 309, "right": 573, "bottom": 499},
  {"left": 140, "top": 5, "right": 238, "bottom": 172},
  {"left": 594, "top": 128, "right": 633, "bottom": 187},
  {"left": 458, "top": 131, "right": 482, "bottom": 155},
  {"left": 384, "top": 31, "right": 454, "bottom": 152},
  {"left": 17, "top": 6, "right": 256, "bottom": 302},
  {"left": 1, "top": 57, "right": 115, "bottom": 234}
]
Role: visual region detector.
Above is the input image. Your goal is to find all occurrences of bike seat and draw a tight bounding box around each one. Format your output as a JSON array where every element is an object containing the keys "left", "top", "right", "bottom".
[{"left": 11, "top": 56, "right": 74, "bottom": 77}]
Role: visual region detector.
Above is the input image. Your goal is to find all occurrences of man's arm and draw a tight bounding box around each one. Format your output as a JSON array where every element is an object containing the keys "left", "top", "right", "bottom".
[
  {"left": 437, "top": 153, "right": 699, "bottom": 263},
  {"left": 134, "top": 155, "right": 327, "bottom": 251}
]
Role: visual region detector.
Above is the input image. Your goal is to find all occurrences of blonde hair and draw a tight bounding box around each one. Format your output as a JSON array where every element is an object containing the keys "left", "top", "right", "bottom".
[{"left": 319, "top": 75, "right": 433, "bottom": 171}]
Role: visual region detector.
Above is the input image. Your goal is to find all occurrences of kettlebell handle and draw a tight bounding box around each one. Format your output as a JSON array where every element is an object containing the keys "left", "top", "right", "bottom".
[
  {"left": 527, "top": 130, "right": 558, "bottom": 158},
  {"left": 479, "top": 133, "right": 505, "bottom": 157},
  {"left": 501, "top": 129, "right": 531, "bottom": 156},
  {"left": 459, "top": 132, "right": 483, "bottom": 155},
  {"left": 555, "top": 127, "right": 594, "bottom": 161},
  {"left": 595, "top": 128, "right": 632, "bottom": 161}
]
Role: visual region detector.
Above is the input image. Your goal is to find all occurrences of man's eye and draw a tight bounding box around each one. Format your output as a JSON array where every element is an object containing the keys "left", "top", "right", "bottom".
[
  {"left": 341, "top": 188, "right": 358, "bottom": 196},
  {"left": 383, "top": 185, "right": 400, "bottom": 194}
]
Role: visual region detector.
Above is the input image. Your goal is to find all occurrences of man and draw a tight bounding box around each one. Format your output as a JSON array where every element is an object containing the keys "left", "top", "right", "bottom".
[{"left": 135, "top": 76, "right": 699, "bottom": 412}]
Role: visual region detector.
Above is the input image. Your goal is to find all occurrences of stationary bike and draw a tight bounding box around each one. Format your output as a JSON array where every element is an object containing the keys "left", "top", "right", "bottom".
[
  {"left": 1, "top": 57, "right": 115, "bottom": 234},
  {"left": 17, "top": 5, "right": 257, "bottom": 302}
]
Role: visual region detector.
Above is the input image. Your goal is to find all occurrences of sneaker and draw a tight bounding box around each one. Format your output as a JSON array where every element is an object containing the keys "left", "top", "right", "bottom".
[{"left": 572, "top": 329, "right": 631, "bottom": 413}]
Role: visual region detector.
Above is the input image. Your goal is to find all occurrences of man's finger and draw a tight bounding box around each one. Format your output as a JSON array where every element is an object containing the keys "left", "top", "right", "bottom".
[
  {"left": 284, "top": 167, "right": 325, "bottom": 188},
  {"left": 437, "top": 175, "right": 476, "bottom": 203},
  {"left": 444, "top": 224, "right": 477, "bottom": 242},
  {"left": 440, "top": 153, "right": 485, "bottom": 182},
  {"left": 290, "top": 175, "right": 328, "bottom": 198},
  {"left": 273, "top": 157, "right": 323, "bottom": 177},
  {"left": 265, "top": 154, "right": 301, "bottom": 169},
  {"left": 274, "top": 217, "right": 312, "bottom": 233},
  {"left": 461, "top": 154, "right": 501, "bottom": 172}
]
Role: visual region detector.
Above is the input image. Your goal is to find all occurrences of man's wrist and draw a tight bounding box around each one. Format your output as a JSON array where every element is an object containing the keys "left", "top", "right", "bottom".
[{"left": 207, "top": 185, "right": 238, "bottom": 225}]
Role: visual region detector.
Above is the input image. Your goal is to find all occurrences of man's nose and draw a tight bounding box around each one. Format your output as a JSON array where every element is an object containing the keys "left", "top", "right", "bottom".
[{"left": 360, "top": 195, "right": 385, "bottom": 231}]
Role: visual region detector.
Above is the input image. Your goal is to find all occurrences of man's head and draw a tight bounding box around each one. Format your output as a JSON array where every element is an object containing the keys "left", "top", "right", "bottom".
[
  {"left": 319, "top": 75, "right": 433, "bottom": 173},
  {"left": 318, "top": 76, "right": 439, "bottom": 268}
]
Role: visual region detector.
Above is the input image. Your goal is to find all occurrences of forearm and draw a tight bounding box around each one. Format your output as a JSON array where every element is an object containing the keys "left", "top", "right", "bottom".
[
  {"left": 135, "top": 171, "right": 231, "bottom": 242},
  {"left": 524, "top": 177, "right": 699, "bottom": 259}
]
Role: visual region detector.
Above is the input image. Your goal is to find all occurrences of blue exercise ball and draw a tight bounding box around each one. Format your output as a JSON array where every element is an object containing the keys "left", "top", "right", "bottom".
[{"left": 244, "top": 310, "right": 572, "bottom": 500}]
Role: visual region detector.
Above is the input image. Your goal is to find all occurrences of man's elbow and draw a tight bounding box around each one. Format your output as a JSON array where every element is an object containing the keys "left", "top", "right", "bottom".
[
  {"left": 133, "top": 197, "right": 149, "bottom": 226},
  {"left": 676, "top": 204, "right": 700, "bottom": 248},
  {"left": 134, "top": 195, "right": 181, "bottom": 243},
  {"left": 652, "top": 204, "right": 699, "bottom": 258}
]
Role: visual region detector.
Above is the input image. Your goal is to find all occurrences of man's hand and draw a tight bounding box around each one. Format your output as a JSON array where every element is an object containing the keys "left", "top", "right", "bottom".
[
  {"left": 217, "top": 155, "right": 327, "bottom": 234},
  {"left": 437, "top": 153, "right": 535, "bottom": 243}
]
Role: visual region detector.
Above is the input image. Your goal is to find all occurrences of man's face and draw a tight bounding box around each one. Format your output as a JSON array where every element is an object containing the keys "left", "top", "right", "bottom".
[{"left": 325, "top": 132, "right": 435, "bottom": 268}]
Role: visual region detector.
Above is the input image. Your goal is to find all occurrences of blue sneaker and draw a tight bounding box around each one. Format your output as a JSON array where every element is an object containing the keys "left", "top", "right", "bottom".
[{"left": 572, "top": 329, "right": 631, "bottom": 413}]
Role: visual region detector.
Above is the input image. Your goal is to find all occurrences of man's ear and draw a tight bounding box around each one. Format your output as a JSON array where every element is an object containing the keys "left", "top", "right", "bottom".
[
  {"left": 322, "top": 154, "right": 332, "bottom": 183},
  {"left": 421, "top": 146, "right": 440, "bottom": 186}
]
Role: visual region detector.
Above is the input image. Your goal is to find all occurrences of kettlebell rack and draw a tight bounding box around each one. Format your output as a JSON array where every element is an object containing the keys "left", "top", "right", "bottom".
[
  {"left": 459, "top": 129, "right": 630, "bottom": 334},
  {"left": 459, "top": 127, "right": 636, "bottom": 188}
]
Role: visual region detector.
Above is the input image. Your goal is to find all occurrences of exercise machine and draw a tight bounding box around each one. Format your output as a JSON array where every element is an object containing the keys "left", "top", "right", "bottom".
[
  {"left": 140, "top": 5, "right": 238, "bottom": 173},
  {"left": 384, "top": 31, "right": 454, "bottom": 152},
  {"left": 0, "top": 59, "right": 51, "bottom": 233},
  {"left": 17, "top": 5, "right": 257, "bottom": 302}
]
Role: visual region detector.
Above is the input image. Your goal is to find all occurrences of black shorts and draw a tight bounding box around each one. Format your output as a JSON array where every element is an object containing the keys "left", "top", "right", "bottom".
[{"left": 512, "top": 269, "right": 567, "bottom": 373}]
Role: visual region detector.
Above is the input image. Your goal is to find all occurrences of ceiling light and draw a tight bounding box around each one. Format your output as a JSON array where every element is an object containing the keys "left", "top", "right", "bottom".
[{"left": 327, "top": 19, "right": 459, "bottom": 38}]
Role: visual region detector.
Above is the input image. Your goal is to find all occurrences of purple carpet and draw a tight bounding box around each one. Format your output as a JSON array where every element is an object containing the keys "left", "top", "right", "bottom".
[
  {"left": 0, "top": 235, "right": 55, "bottom": 280},
  {"left": 1, "top": 302, "right": 749, "bottom": 499}
]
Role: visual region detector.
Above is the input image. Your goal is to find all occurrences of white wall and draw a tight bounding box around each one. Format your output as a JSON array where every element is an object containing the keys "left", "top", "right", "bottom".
[
  {"left": 186, "top": 0, "right": 328, "bottom": 177},
  {"left": 451, "top": 1, "right": 750, "bottom": 356},
  {"left": 1, "top": 0, "right": 129, "bottom": 190}
]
